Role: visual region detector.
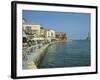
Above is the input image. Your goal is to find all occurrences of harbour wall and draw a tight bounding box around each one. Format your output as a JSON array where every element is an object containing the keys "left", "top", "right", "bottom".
[{"left": 23, "top": 43, "right": 50, "bottom": 69}]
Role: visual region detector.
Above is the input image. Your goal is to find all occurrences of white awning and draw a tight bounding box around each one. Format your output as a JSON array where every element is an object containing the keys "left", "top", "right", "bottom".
[{"left": 31, "top": 38, "right": 44, "bottom": 40}]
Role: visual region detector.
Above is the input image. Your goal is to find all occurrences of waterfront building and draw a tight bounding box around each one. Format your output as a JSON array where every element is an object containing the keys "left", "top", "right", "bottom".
[
  {"left": 55, "top": 32, "right": 67, "bottom": 40},
  {"left": 23, "top": 23, "right": 41, "bottom": 39},
  {"left": 45, "top": 29, "right": 55, "bottom": 42},
  {"left": 50, "top": 29, "right": 55, "bottom": 38},
  {"left": 40, "top": 27, "right": 46, "bottom": 38},
  {"left": 31, "top": 24, "right": 41, "bottom": 38}
]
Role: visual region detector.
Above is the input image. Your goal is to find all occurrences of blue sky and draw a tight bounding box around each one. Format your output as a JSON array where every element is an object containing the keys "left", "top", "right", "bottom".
[{"left": 23, "top": 10, "right": 90, "bottom": 40}]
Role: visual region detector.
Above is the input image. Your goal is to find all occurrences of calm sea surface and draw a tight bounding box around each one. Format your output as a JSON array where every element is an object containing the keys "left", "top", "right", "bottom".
[{"left": 38, "top": 40, "right": 91, "bottom": 68}]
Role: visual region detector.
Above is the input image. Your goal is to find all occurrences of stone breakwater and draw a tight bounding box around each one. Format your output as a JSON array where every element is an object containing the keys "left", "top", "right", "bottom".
[
  {"left": 23, "top": 43, "right": 50, "bottom": 69},
  {"left": 32, "top": 44, "right": 50, "bottom": 66}
]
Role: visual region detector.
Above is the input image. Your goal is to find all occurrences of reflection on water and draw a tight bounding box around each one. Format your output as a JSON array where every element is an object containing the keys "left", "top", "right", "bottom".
[{"left": 38, "top": 40, "right": 91, "bottom": 68}]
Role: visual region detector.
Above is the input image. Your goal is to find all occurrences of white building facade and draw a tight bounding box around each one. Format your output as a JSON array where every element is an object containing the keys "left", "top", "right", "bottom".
[{"left": 46, "top": 29, "right": 55, "bottom": 42}]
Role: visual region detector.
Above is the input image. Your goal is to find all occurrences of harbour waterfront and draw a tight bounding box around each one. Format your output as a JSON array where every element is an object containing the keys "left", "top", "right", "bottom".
[
  {"left": 38, "top": 40, "right": 90, "bottom": 68},
  {"left": 22, "top": 11, "right": 91, "bottom": 69}
]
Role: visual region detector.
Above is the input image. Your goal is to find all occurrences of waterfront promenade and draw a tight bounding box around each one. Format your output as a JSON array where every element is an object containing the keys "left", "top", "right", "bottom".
[{"left": 22, "top": 40, "right": 66, "bottom": 69}]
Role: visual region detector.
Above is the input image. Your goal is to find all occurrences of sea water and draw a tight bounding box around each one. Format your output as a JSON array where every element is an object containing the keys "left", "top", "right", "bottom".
[{"left": 38, "top": 40, "right": 90, "bottom": 68}]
